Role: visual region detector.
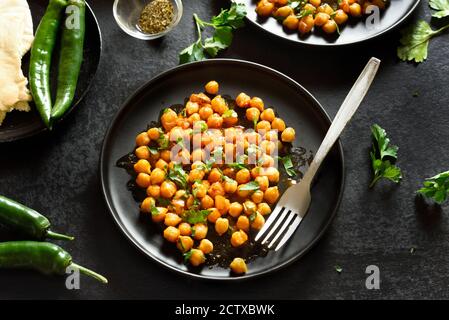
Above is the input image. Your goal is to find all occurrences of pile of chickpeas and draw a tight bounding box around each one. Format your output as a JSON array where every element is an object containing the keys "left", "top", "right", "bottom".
[
  {"left": 132, "top": 81, "right": 296, "bottom": 275},
  {"left": 256, "top": 0, "right": 387, "bottom": 35}
]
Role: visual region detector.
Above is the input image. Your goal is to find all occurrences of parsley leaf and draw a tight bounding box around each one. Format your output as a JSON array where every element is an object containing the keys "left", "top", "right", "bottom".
[
  {"left": 369, "top": 124, "right": 402, "bottom": 188},
  {"left": 418, "top": 170, "right": 449, "bottom": 204},
  {"left": 228, "top": 162, "right": 249, "bottom": 170},
  {"left": 398, "top": 20, "right": 449, "bottom": 63},
  {"left": 183, "top": 250, "right": 193, "bottom": 263},
  {"left": 168, "top": 164, "right": 188, "bottom": 189},
  {"left": 278, "top": 155, "right": 297, "bottom": 177},
  {"left": 150, "top": 206, "right": 161, "bottom": 217},
  {"left": 147, "top": 146, "right": 159, "bottom": 155},
  {"left": 182, "top": 209, "right": 211, "bottom": 224},
  {"left": 179, "top": 2, "right": 247, "bottom": 64},
  {"left": 239, "top": 181, "right": 260, "bottom": 191},
  {"left": 335, "top": 265, "right": 343, "bottom": 273},
  {"left": 157, "top": 130, "right": 170, "bottom": 150},
  {"left": 430, "top": 0, "right": 449, "bottom": 18}
]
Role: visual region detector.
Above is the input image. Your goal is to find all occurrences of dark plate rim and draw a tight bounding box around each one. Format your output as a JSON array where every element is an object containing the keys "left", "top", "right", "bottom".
[
  {"left": 0, "top": 1, "right": 103, "bottom": 143},
  {"left": 241, "top": 0, "right": 421, "bottom": 46},
  {"left": 99, "top": 58, "right": 346, "bottom": 281}
]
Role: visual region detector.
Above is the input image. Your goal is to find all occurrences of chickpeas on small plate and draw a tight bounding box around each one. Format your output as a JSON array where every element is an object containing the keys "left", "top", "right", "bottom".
[
  {"left": 128, "top": 80, "right": 299, "bottom": 276},
  {"left": 256, "top": 0, "right": 388, "bottom": 36}
]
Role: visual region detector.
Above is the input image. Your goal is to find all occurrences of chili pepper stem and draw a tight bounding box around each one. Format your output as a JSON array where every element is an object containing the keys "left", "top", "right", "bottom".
[
  {"left": 46, "top": 230, "right": 75, "bottom": 241},
  {"left": 70, "top": 263, "right": 108, "bottom": 284}
]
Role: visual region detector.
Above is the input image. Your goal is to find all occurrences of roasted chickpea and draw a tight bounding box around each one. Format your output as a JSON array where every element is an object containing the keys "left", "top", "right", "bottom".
[
  {"left": 161, "top": 108, "right": 178, "bottom": 131},
  {"left": 135, "top": 146, "right": 150, "bottom": 160},
  {"left": 160, "top": 181, "right": 177, "bottom": 198},
  {"left": 171, "top": 199, "right": 185, "bottom": 215},
  {"left": 236, "top": 92, "right": 251, "bottom": 108},
  {"left": 179, "top": 222, "right": 192, "bottom": 236},
  {"left": 207, "top": 208, "right": 221, "bottom": 223},
  {"left": 236, "top": 168, "right": 251, "bottom": 184},
  {"left": 256, "top": 120, "right": 271, "bottom": 132},
  {"left": 192, "top": 223, "right": 208, "bottom": 240},
  {"left": 215, "top": 218, "right": 229, "bottom": 236},
  {"left": 201, "top": 195, "right": 214, "bottom": 209},
  {"left": 205, "top": 80, "right": 219, "bottom": 95},
  {"left": 147, "top": 185, "right": 161, "bottom": 198},
  {"left": 251, "top": 190, "right": 265, "bottom": 204},
  {"left": 277, "top": 0, "right": 288, "bottom": 5},
  {"left": 275, "top": 6, "right": 293, "bottom": 18},
  {"left": 176, "top": 236, "right": 194, "bottom": 252},
  {"left": 271, "top": 117, "right": 286, "bottom": 132},
  {"left": 260, "top": 108, "right": 275, "bottom": 122},
  {"left": 314, "top": 12, "right": 330, "bottom": 27},
  {"left": 223, "top": 167, "right": 236, "bottom": 179},
  {"left": 189, "top": 249, "right": 205, "bottom": 266},
  {"left": 255, "top": 175, "right": 269, "bottom": 191},
  {"left": 147, "top": 127, "right": 160, "bottom": 140},
  {"left": 264, "top": 186, "right": 280, "bottom": 204},
  {"left": 231, "top": 230, "right": 248, "bottom": 247},
  {"left": 260, "top": 140, "right": 277, "bottom": 155},
  {"left": 194, "top": 182, "right": 208, "bottom": 199},
  {"left": 229, "top": 202, "right": 243, "bottom": 218},
  {"left": 263, "top": 167, "right": 280, "bottom": 183},
  {"left": 190, "top": 93, "right": 211, "bottom": 105},
  {"left": 334, "top": 9, "right": 348, "bottom": 25},
  {"left": 249, "top": 97, "right": 265, "bottom": 112},
  {"left": 243, "top": 200, "right": 257, "bottom": 216},
  {"left": 211, "top": 95, "right": 228, "bottom": 115},
  {"left": 136, "top": 132, "right": 150, "bottom": 146},
  {"left": 256, "top": 0, "right": 274, "bottom": 17},
  {"left": 140, "top": 197, "right": 156, "bottom": 213},
  {"left": 151, "top": 207, "right": 167, "bottom": 223},
  {"left": 318, "top": 3, "right": 334, "bottom": 15},
  {"left": 224, "top": 178, "right": 238, "bottom": 194},
  {"left": 283, "top": 15, "right": 299, "bottom": 30},
  {"left": 299, "top": 14, "right": 315, "bottom": 34},
  {"left": 199, "top": 105, "right": 213, "bottom": 120},
  {"left": 198, "top": 239, "right": 214, "bottom": 254},
  {"left": 208, "top": 168, "right": 222, "bottom": 183},
  {"left": 134, "top": 159, "right": 151, "bottom": 174},
  {"left": 136, "top": 173, "right": 151, "bottom": 188},
  {"left": 258, "top": 202, "right": 272, "bottom": 216},
  {"left": 150, "top": 168, "right": 166, "bottom": 185},
  {"left": 188, "top": 169, "right": 205, "bottom": 183},
  {"left": 339, "top": 0, "right": 350, "bottom": 12},
  {"left": 163, "top": 226, "right": 180, "bottom": 243},
  {"left": 237, "top": 184, "right": 252, "bottom": 198},
  {"left": 230, "top": 258, "right": 247, "bottom": 274},
  {"left": 185, "top": 101, "right": 199, "bottom": 116},
  {"left": 160, "top": 149, "right": 171, "bottom": 162},
  {"left": 207, "top": 113, "right": 223, "bottom": 129},
  {"left": 310, "top": 0, "right": 321, "bottom": 6},
  {"left": 164, "top": 212, "right": 182, "bottom": 227},
  {"left": 281, "top": 127, "right": 296, "bottom": 142},
  {"left": 246, "top": 107, "right": 260, "bottom": 122},
  {"left": 323, "top": 19, "right": 338, "bottom": 34},
  {"left": 349, "top": 2, "right": 362, "bottom": 17},
  {"left": 155, "top": 158, "right": 168, "bottom": 171},
  {"left": 236, "top": 215, "right": 250, "bottom": 232},
  {"left": 208, "top": 181, "right": 225, "bottom": 198},
  {"left": 251, "top": 212, "right": 265, "bottom": 230}
]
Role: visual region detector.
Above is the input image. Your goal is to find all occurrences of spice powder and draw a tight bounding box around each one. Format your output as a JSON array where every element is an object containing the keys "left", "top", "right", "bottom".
[{"left": 138, "top": 0, "right": 174, "bottom": 34}]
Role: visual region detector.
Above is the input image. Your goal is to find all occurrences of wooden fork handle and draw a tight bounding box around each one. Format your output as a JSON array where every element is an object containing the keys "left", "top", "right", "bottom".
[{"left": 303, "top": 57, "right": 381, "bottom": 185}]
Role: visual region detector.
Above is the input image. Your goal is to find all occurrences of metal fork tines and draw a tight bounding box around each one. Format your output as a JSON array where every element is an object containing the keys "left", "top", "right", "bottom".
[{"left": 255, "top": 206, "right": 303, "bottom": 251}]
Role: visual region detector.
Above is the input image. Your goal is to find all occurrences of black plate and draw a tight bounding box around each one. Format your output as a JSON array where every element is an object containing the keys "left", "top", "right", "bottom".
[
  {"left": 237, "top": 0, "right": 421, "bottom": 46},
  {"left": 100, "top": 59, "right": 345, "bottom": 280},
  {"left": 0, "top": 1, "right": 102, "bottom": 143}
]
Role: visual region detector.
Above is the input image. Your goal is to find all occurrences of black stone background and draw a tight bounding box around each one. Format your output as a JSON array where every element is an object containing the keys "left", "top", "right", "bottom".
[{"left": 1, "top": 0, "right": 449, "bottom": 299}]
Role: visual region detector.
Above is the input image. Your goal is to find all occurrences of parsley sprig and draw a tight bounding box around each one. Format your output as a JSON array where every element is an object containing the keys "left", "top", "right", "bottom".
[
  {"left": 398, "top": 0, "right": 449, "bottom": 63},
  {"left": 179, "top": 2, "right": 247, "bottom": 64},
  {"left": 418, "top": 171, "right": 449, "bottom": 204},
  {"left": 369, "top": 124, "right": 402, "bottom": 188}
]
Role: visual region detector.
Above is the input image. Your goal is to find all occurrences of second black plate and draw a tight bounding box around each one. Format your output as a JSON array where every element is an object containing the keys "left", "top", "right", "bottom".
[
  {"left": 237, "top": 0, "right": 421, "bottom": 46},
  {"left": 101, "top": 59, "right": 345, "bottom": 280}
]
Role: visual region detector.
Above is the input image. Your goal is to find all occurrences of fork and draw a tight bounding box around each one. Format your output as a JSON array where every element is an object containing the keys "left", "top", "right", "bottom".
[{"left": 255, "top": 57, "right": 381, "bottom": 251}]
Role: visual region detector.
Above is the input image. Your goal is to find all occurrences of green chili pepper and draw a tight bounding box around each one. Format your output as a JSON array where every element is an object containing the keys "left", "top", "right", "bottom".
[
  {"left": 51, "top": 0, "right": 86, "bottom": 122},
  {"left": 0, "top": 195, "right": 73, "bottom": 241},
  {"left": 0, "top": 241, "right": 108, "bottom": 283},
  {"left": 29, "top": 0, "right": 68, "bottom": 128}
]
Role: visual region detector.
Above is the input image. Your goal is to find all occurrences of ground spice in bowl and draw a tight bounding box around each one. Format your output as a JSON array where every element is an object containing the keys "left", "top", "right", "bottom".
[{"left": 138, "top": 0, "right": 175, "bottom": 34}]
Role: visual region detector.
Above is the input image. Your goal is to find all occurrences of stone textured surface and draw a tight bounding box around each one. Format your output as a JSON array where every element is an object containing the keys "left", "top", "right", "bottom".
[{"left": 1, "top": 0, "right": 449, "bottom": 299}]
